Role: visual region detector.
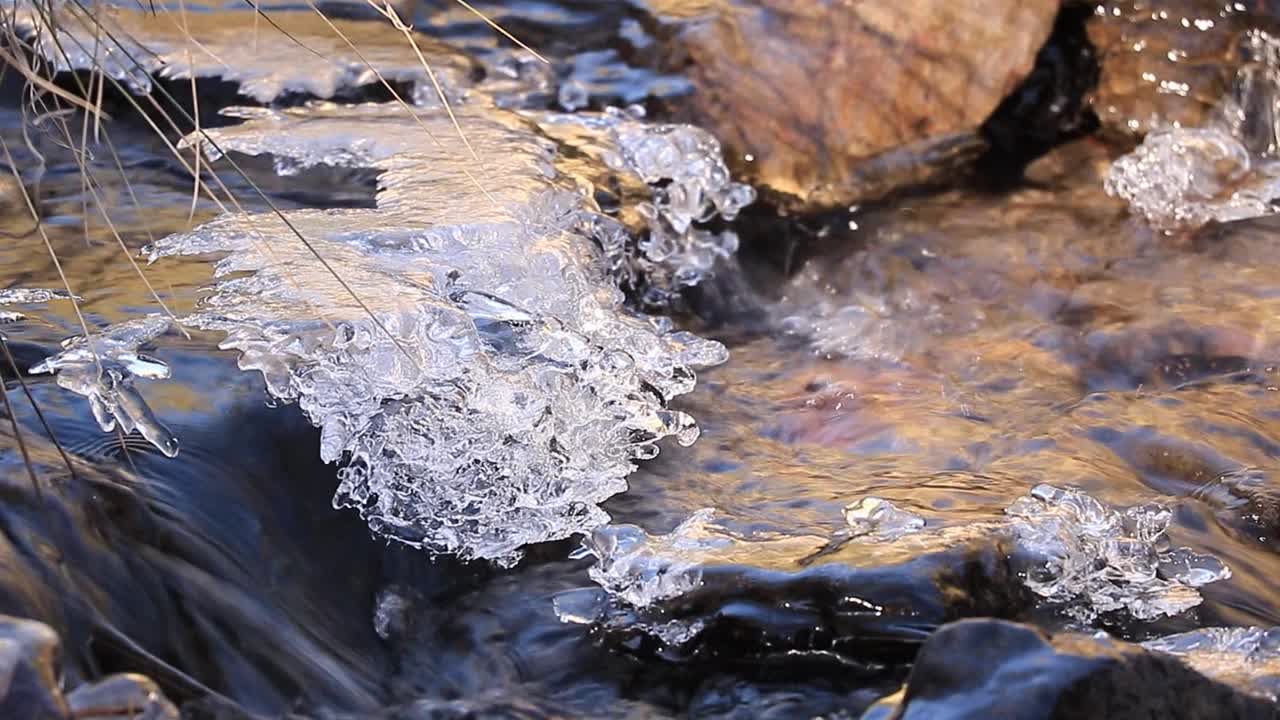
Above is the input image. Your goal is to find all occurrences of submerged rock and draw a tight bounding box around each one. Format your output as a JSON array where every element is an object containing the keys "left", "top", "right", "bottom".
[
  {"left": 0, "top": 616, "right": 68, "bottom": 719},
  {"left": 0, "top": 614, "right": 178, "bottom": 720},
  {"left": 638, "top": 0, "right": 1057, "bottom": 209},
  {"left": 873, "top": 619, "right": 1279, "bottom": 719}
]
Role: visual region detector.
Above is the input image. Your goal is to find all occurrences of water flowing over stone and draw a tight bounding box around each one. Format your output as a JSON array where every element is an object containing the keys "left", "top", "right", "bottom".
[
  {"left": 1144, "top": 627, "right": 1280, "bottom": 701},
  {"left": 1106, "top": 29, "right": 1280, "bottom": 229},
  {"left": 565, "top": 485, "right": 1230, "bottom": 651}
]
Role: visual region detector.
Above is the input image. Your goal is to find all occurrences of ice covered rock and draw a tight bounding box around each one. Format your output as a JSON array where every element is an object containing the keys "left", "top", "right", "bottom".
[
  {"left": 6, "top": 0, "right": 475, "bottom": 104},
  {"left": 1145, "top": 627, "right": 1280, "bottom": 701},
  {"left": 568, "top": 486, "right": 1230, "bottom": 654},
  {"left": 182, "top": 102, "right": 754, "bottom": 307}
]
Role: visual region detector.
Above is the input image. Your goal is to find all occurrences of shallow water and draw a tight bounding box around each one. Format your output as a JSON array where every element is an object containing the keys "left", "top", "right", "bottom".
[{"left": 3, "top": 1, "right": 1280, "bottom": 718}]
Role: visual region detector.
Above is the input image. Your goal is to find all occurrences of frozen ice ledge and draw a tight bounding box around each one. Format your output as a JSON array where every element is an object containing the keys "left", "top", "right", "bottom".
[{"left": 32, "top": 95, "right": 749, "bottom": 564}]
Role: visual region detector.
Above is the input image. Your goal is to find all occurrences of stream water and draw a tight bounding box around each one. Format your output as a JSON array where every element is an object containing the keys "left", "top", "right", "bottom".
[{"left": 2, "top": 1, "right": 1280, "bottom": 718}]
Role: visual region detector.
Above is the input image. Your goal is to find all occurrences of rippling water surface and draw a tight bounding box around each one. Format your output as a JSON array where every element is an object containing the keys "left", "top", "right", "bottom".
[{"left": 3, "top": 1, "right": 1280, "bottom": 717}]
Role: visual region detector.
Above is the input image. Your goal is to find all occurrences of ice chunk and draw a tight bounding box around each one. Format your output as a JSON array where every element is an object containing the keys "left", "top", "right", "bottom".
[
  {"left": 575, "top": 509, "right": 728, "bottom": 608},
  {"left": 0, "top": 288, "right": 78, "bottom": 305},
  {"left": 1104, "top": 128, "right": 1280, "bottom": 230},
  {"left": 30, "top": 316, "right": 179, "bottom": 457},
  {"left": 843, "top": 497, "right": 925, "bottom": 541},
  {"left": 1144, "top": 627, "right": 1280, "bottom": 701},
  {"left": 1106, "top": 30, "right": 1280, "bottom": 229},
  {"left": 147, "top": 104, "right": 728, "bottom": 565},
  {"left": 0, "top": 287, "right": 78, "bottom": 324},
  {"left": 6, "top": 0, "right": 475, "bottom": 104},
  {"left": 536, "top": 107, "right": 755, "bottom": 307},
  {"left": 1006, "top": 484, "right": 1229, "bottom": 622},
  {"left": 373, "top": 586, "right": 412, "bottom": 641}
]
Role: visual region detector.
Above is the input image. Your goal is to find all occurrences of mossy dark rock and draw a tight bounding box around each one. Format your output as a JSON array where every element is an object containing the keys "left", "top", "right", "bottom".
[{"left": 879, "top": 619, "right": 1279, "bottom": 719}]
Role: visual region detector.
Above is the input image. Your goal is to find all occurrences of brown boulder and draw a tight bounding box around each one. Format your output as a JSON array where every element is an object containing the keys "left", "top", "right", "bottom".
[{"left": 643, "top": 0, "right": 1059, "bottom": 209}]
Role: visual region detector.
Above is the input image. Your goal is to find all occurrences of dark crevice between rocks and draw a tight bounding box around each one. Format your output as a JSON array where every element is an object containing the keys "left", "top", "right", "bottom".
[{"left": 976, "top": 2, "right": 1102, "bottom": 189}]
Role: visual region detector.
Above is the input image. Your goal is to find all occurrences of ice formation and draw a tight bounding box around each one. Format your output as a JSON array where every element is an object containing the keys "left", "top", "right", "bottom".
[
  {"left": 0, "top": 288, "right": 78, "bottom": 305},
  {"left": 140, "top": 103, "right": 733, "bottom": 564},
  {"left": 538, "top": 107, "right": 755, "bottom": 307},
  {"left": 1106, "top": 30, "right": 1280, "bottom": 229},
  {"left": 573, "top": 509, "right": 728, "bottom": 608},
  {"left": 0, "top": 288, "right": 78, "bottom": 323},
  {"left": 568, "top": 486, "right": 1231, "bottom": 647},
  {"left": 7, "top": 0, "right": 474, "bottom": 104},
  {"left": 182, "top": 103, "right": 754, "bottom": 307},
  {"left": 12, "top": 1, "right": 750, "bottom": 564},
  {"left": 843, "top": 497, "right": 926, "bottom": 541},
  {"left": 30, "top": 316, "right": 179, "bottom": 457},
  {"left": 1144, "top": 626, "right": 1280, "bottom": 700},
  {"left": 1005, "top": 484, "right": 1229, "bottom": 622}
]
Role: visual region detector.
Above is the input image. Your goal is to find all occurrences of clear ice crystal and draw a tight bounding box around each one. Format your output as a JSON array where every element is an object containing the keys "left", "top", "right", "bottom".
[
  {"left": 7, "top": 0, "right": 474, "bottom": 104},
  {"left": 30, "top": 316, "right": 179, "bottom": 457},
  {"left": 1106, "top": 30, "right": 1280, "bottom": 229},
  {"left": 145, "top": 104, "right": 729, "bottom": 565},
  {"left": 843, "top": 497, "right": 925, "bottom": 541},
  {"left": 1104, "top": 128, "right": 1280, "bottom": 229},
  {"left": 1144, "top": 626, "right": 1280, "bottom": 701},
  {"left": 537, "top": 107, "right": 755, "bottom": 306},
  {"left": 1006, "top": 484, "right": 1229, "bottom": 622},
  {"left": 573, "top": 508, "right": 728, "bottom": 608}
]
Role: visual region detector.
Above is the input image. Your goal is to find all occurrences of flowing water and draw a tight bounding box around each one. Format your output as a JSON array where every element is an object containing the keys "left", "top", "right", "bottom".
[{"left": 3, "top": 1, "right": 1280, "bottom": 718}]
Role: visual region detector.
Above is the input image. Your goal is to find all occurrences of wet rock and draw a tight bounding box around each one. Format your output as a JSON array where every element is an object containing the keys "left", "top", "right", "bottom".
[
  {"left": 558, "top": 531, "right": 1035, "bottom": 670},
  {"left": 0, "top": 615, "right": 68, "bottom": 719},
  {"left": 640, "top": 0, "right": 1058, "bottom": 210},
  {"left": 67, "top": 674, "right": 179, "bottom": 719},
  {"left": 874, "top": 619, "right": 1280, "bottom": 719}
]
